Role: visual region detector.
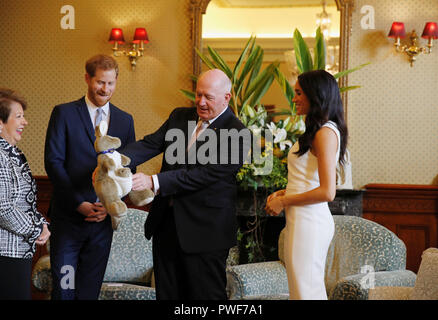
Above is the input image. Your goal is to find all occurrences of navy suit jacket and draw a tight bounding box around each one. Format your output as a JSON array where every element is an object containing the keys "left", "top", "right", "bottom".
[
  {"left": 120, "top": 107, "right": 250, "bottom": 253},
  {"left": 44, "top": 97, "right": 136, "bottom": 223}
]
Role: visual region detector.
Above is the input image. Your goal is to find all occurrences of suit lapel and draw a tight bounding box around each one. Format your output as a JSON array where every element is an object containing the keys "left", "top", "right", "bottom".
[
  {"left": 196, "top": 107, "right": 233, "bottom": 143},
  {"left": 107, "top": 103, "right": 118, "bottom": 137},
  {"left": 184, "top": 108, "right": 199, "bottom": 149},
  {"left": 209, "top": 107, "right": 234, "bottom": 130},
  {"left": 76, "top": 97, "right": 95, "bottom": 144}
]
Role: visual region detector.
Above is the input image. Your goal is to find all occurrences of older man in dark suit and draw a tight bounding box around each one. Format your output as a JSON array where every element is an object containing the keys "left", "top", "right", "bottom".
[
  {"left": 44, "top": 54, "right": 136, "bottom": 299},
  {"left": 120, "top": 69, "right": 250, "bottom": 300}
]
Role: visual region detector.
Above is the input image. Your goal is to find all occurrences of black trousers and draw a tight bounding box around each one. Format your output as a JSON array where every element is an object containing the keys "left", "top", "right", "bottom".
[
  {"left": 0, "top": 256, "right": 32, "bottom": 300},
  {"left": 49, "top": 217, "right": 113, "bottom": 300},
  {"left": 152, "top": 207, "right": 229, "bottom": 300}
]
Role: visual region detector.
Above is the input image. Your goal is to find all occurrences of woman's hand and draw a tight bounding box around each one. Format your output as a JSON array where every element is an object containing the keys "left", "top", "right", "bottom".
[
  {"left": 36, "top": 224, "right": 50, "bottom": 246},
  {"left": 265, "top": 196, "right": 285, "bottom": 216},
  {"left": 267, "top": 189, "right": 286, "bottom": 203}
]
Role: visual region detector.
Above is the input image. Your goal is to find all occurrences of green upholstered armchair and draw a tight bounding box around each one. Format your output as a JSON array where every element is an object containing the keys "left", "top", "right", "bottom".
[
  {"left": 226, "top": 215, "right": 416, "bottom": 300},
  {"left": 32, "top": 208, "right": 156, "bottom": 300},
  {"left": 368, "top": 247, "right": 438, "bottom": 300}
]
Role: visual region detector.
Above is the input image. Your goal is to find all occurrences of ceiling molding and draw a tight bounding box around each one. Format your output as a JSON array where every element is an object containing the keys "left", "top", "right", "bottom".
[{"left": 214, "top": 0, "right": 336, "bottom": 8}]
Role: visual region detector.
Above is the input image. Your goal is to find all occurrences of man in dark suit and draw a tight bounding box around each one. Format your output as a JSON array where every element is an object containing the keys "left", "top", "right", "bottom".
[
  {"left": 120, "top": 69, "right": 251, "bottom": 299},
  {"left": 44, "top": 54, "right": 136, "bottom": 299}
]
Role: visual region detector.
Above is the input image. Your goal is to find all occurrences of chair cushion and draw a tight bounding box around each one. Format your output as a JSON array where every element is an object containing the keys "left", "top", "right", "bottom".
[
  {"left": 227, "top": 261, "right": 289, "bottom": 299},
  {"left": 368, "top": 286, "right": 413, "bottom": 300},
  {"left": 409, "top": 247, "right": 438, "bottom": 300},
  {"left": 99, "top": 283, "right": 156, "bottom": 300},
  {"left": 103, "top": 208, "right": 153, "bottom": 283}
]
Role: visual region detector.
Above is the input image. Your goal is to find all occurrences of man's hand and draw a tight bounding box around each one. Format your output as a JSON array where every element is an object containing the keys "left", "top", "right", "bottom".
[
  {"left": 36, "top": 224, "right": 50, "bottom": 246},
  {"left": 77, "top": 201, "right": 108, "bottom": 223},
  {"left": 132, "top": 173, "right": 154, "bottom": 191}
]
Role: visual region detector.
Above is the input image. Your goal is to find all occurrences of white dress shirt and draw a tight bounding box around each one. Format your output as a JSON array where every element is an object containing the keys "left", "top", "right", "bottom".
[{"left": 85, "top": 94, "right": 110, "bottom": 129}]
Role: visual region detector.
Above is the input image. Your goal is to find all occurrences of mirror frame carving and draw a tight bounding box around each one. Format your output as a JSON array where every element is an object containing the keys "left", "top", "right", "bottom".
[{"left": 189, "top": 0, "right": 355, "bottom": 116}]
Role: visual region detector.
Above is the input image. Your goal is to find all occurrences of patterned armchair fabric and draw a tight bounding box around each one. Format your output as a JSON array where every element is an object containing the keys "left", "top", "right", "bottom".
[
  {"left": 369, "top": 247, "right": 438, "bottom": 300},
  {"left": 32, "top": 208, "right": 156, "bottom": 300},
  {"left": 227, "top": 215, "right": 416, "bottom": 300}
]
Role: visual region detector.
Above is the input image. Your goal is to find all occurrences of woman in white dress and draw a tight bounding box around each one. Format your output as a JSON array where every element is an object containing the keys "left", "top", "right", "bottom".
[{"left": 265, "top": 70, "right": 348, "bottom": 300}]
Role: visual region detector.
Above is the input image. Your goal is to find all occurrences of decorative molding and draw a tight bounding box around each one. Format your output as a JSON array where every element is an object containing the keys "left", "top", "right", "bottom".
[
  {"left": 335, "top": 0, "right": 355, "bottom": 121},
  {"left": 363, "top": 198, "right": 437, "bottom": 214},
  {"left": 363, "top": 183, "right": 438, "bottom": 214},
  {"left": 190, "top": 0, "right": 354, "bottom": 118},
  {"left": 190, "top": 0, "right": 211, "bottom": 83}
]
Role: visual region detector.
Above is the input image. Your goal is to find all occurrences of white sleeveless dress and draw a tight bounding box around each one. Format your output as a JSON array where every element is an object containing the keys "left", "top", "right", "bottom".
[{"left": 284, "top": 121, "right": 340, "bottom": 300}]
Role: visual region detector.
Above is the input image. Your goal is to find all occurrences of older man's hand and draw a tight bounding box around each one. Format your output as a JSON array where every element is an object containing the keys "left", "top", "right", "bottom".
[{"left": 132, "top": 172, "right": 154, "bottom": 191}]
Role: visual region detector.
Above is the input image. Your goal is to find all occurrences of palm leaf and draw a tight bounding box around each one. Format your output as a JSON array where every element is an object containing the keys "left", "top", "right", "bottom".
[
  {"left": 334, "top": 62, "right": 370, "bottom": 79},
  {"left": 274, "top": 67, "right": 295, "bottom": 111},
  {"left": 270, "top": 109, "right": 294, "bottom": 117},
  {"left": 244, "top": 48, "right": 264, "bottom": 97},
  {"left": 243, "top": 62, "right": 276, "bottom": 103},
  {"left": 236, "top": 45, "right": 261, "bottom": 97},
  {"left": 249, "top": 70, "right": 276, "bottom": 107},
  {"left": 194, "top": 47, "right": 217, "bottom": 70},
  {"left": 293, "top": 28, "right": 313, "bottom": 73},
  {"left": 207, "top": 46, "right": 233, "bottom": 79},
  {"left": 313, "top": 27, "right": 326, "bottom": 70},
  {"left": 180, "top": 89, "right": 195, "bottom": 102},
  {"left": 340, "top": 85, "right": 361, "bottom": 93},
  {"left": 233, "top": 36, "right": 255, "bottom": 84}
]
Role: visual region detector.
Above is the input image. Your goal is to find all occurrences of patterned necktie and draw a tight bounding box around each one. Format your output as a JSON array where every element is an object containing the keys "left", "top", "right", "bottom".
[
  {"left": 95, "top": 108, "right": 103, "bottom": 128},
  {"left": 187, "top": 120, "right": 209, "bottom": 150}
]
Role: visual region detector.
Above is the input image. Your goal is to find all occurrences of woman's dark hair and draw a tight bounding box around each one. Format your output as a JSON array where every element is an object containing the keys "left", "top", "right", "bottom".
[
  {"left": 294, "top": 70, "right": 348, "bottom": 165},
  {"left": 0, "top": 88, "right": 27, "bottom": 123}
]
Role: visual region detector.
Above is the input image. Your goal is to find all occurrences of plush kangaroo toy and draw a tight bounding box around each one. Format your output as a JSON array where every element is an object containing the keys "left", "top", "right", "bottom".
[{"left": 93, "top": 121, "right": 154, "bottom": 230}]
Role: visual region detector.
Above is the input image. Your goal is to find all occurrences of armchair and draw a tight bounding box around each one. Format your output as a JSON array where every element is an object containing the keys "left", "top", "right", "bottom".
[
  {"left": 32, "top": 208, "right": 156, "bottom": 300},
  {"left": 368, "top": 247, "right": 438, "bottom": 300},
  {"left": 226, "top": 215, "right": 416, "bottom": 300}
]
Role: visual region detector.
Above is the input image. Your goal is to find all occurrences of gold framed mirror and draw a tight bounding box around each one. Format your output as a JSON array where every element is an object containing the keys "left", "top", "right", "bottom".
[{"left": 189, "top": 0, "right": 355, "bottom": 116}]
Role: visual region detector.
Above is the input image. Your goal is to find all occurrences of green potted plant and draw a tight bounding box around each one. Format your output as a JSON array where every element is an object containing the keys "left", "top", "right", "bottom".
[{"left": 181, "top": 28, "right": 368, "bottom": 263}]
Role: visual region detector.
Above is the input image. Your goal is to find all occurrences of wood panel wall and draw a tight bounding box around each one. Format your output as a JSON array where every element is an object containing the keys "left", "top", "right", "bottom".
[{"left": 363, "top": 184, "right": 438, "bottom": 273}]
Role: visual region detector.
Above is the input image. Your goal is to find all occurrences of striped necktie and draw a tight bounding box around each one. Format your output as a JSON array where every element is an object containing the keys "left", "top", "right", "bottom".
[
  {"left": 187, "top": 120, "right": 209, "bottom": 150},
  {"left": 95, "top": 108, "right": 103, "bottom": 128}
]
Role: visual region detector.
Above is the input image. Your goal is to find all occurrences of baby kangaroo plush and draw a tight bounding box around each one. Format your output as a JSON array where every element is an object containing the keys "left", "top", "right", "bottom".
[{"left": 93, "top": 121, "right": 154, "bottom": 230}]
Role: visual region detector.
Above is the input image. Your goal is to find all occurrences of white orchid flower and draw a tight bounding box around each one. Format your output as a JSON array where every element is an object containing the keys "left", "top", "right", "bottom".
[
  {"left": 279, "top": 139, "right": 292, "bottom": 151},
  {"left": 273, "top": 128, "right": 287, "bottom": 144},
  {"left": 248, "top": 124, "right": 262, "bottom": 136},
  {"left": 293, "top": 119, "right": 306, "bottom": 134},
  {"left": 266, "top": 122, "right": 277, "bottom": 133}
]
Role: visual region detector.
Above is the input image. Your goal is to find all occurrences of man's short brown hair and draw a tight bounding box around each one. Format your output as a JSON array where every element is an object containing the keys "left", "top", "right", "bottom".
[
  {"left": 85, "top": 54, "right": 119, "bottom": 78},
  {"left": 0, "top": 88, "right": 27, "bottom": 123}
]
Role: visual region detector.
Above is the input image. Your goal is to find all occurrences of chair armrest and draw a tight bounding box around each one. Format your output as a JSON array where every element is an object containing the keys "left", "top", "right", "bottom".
[
  {"left": 226, "top": 261, "right": 289, "bottom": 300},
  {"left": 329, "top": 269, "right": 417, "bottom": 300},
  {"left": 368, "top": 286, "right": 413, "bottom": 300},
  {"left": 31, "top": 254, "right": 52, "bottom": 293}
]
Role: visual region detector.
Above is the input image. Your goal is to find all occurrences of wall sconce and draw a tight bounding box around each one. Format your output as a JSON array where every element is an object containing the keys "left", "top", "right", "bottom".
[
  {"left": 388, "top": 22, "right": 438, "bottom": 67},
  {"left": 109, "top": 27, "right": 149, "bottom": 70}
]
